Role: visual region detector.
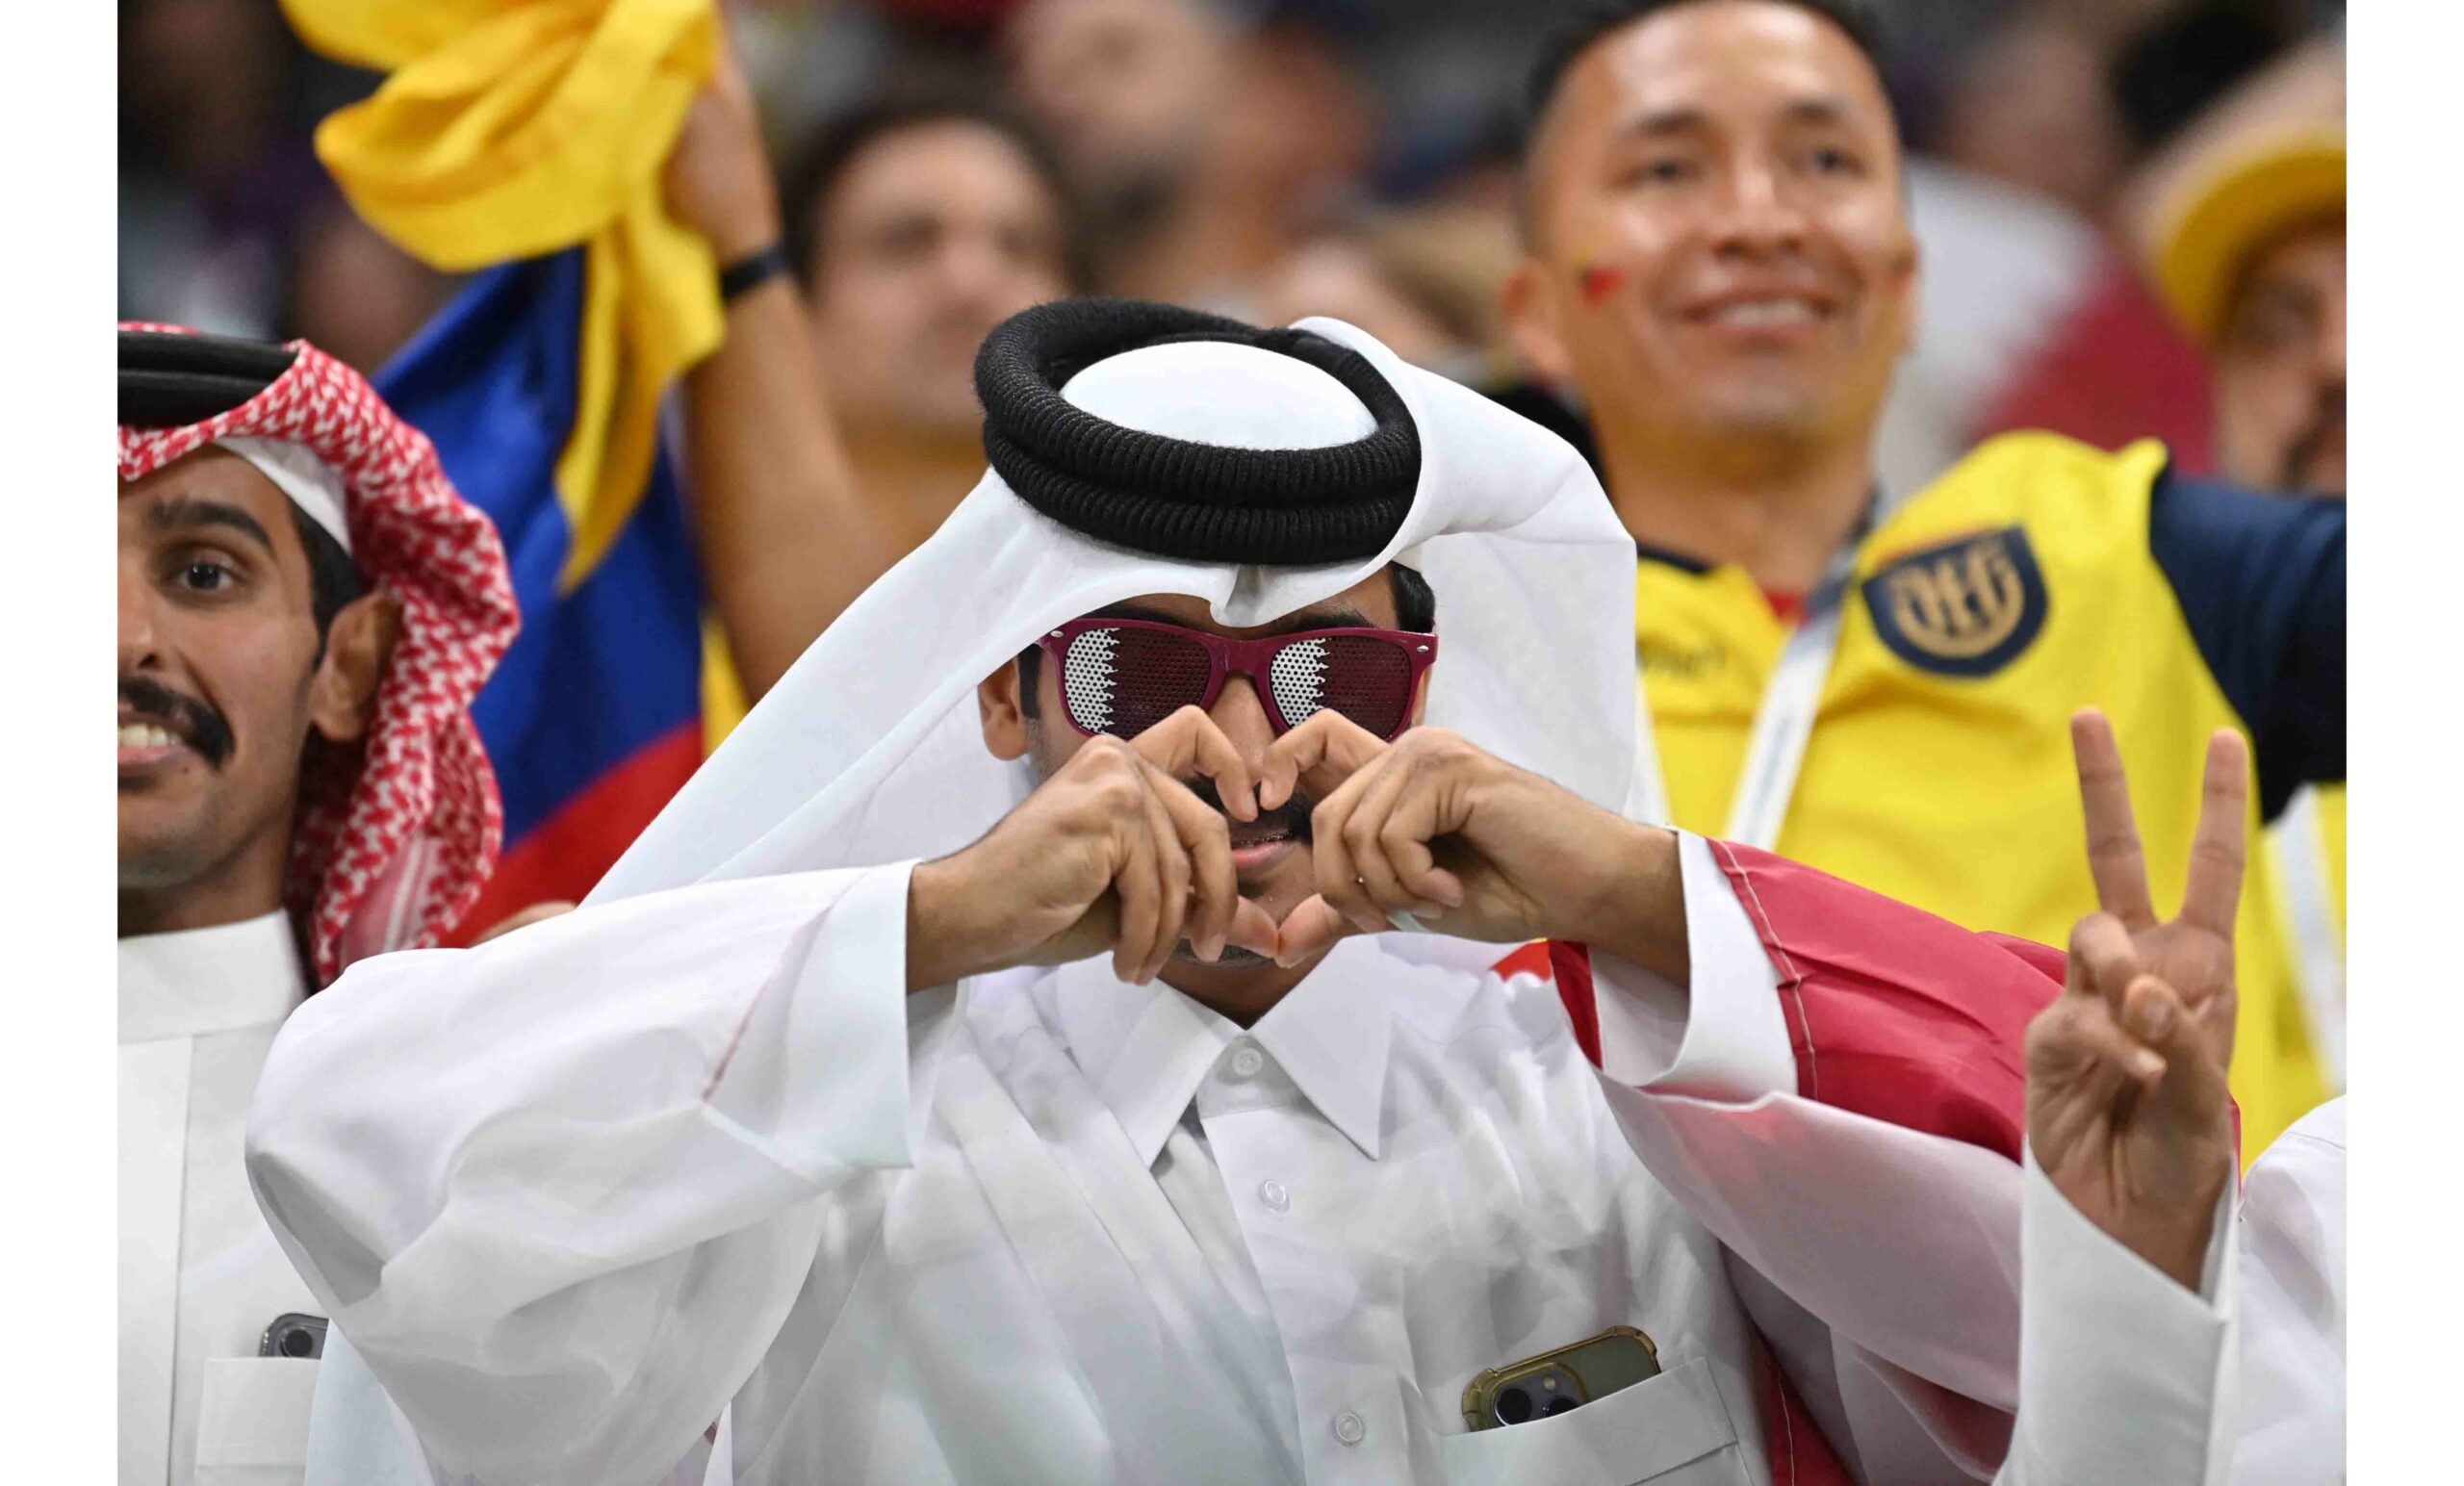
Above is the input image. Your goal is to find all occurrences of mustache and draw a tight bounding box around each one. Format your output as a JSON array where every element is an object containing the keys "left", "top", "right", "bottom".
[
  {"left": 1181, "top": 776, "right": 1316, "bottom": 845},
  {"left": 120, "top": 676, "right": 235, "bottom": 768}
]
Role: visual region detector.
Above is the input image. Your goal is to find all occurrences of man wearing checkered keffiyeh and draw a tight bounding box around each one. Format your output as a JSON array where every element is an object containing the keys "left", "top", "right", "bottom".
[{"left": 116, "top": 323, "right": 517, "bottom": 1486}]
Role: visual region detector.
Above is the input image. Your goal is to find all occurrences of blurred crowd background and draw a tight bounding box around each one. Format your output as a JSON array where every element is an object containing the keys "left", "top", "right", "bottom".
[{"left": 121, "top": 0, "right": 2345, "bottom": 500}]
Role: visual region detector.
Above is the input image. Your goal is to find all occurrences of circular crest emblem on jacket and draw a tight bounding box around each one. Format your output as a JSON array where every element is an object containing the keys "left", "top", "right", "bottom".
[{"left": 1861, "top": 526, "right": 2049, "bottom": 677}]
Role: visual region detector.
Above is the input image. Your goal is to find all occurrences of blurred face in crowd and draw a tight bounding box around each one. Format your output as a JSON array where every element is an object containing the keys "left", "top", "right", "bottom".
[
  {"left": 1004, "top": 0, "right": 1225, "bottom": 215},
  {"left": 1253, "top": 239, "right": 1464, "bottom": 372},
  {"left": 2213, "top": 219, "right": 2345, "bottom": 494},
  {"left": 284, "top": 206, "right": 456, "bottom": 376},
  {"left": 1934, "top": 17, "right": 2129, "bottom": 219},
  {"left": 1508, "top": 0, "right": 1918, "bottom": 461},
  {"left": 125, "top": 0, "right": 286, "bottom": 180},
  {"left": 119, "top": 450, "right": 385, "bottom": 923},
  {"left": 802, "top": 119, "right": 1074, "bottom": 443}
]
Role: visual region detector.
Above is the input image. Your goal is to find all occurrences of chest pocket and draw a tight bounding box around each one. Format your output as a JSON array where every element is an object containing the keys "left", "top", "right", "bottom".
[
  {"left": 1435, "top": 1357, "right": 1747, "bottom": 1486},
  {"left": 194, "top": 1355, "right": 318, "bottom": 1485}
]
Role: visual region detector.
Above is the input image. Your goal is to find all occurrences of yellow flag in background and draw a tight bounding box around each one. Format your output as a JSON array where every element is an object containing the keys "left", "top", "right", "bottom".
[{"left": 282, "top": 0, "right": 725, "bottom": 594}]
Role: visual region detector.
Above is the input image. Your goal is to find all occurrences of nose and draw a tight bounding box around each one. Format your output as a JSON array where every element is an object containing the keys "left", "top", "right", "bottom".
[
  {"left": 936, "top": 229, "right": 1020, "bottom": 309},
  {"left": 1208, "top": 674, "right": 1277, "bottom": 781},
  {"left": 118, "top": 549, "right": 162, "bottom": 675},
  {"left": 1708, "top": 158, "right": 1807, "bottom": 260},
  {"left": 2316, "top": 289, "right": 2347, "bottom": 384}
]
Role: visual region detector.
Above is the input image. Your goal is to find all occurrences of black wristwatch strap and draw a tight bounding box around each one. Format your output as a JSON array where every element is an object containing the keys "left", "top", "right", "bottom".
[{"left": 718, "top": 242, "right": 793, "bottom": 304}]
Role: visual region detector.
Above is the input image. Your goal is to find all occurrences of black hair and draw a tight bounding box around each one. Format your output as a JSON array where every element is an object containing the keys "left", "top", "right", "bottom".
[
  {"left": 1390, "top": 562, "right": 1437, "bottom": 633},
  {"left": 287, "top": 502, "right": 365, "bottom": 650},
  {"left": 1524, "top": 0, "right": 1886, "bottom": 141},
  {"left": 1017, "top": 563, "right": 1437, "bottom": 721},
  {"left": 1516, "top": 0, "right": 1891, "bottom": 237},
  {"left": 2112, "top": 2, "right": 2298, "bottom": 156},
  {"left": 779, "top": 93, "right": 1093, "bottom": 295}
]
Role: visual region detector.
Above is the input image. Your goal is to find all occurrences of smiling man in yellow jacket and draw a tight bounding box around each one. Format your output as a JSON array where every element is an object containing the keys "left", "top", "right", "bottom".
[{"left": 1503, "top": 0, "right": 2344, "bottom": 1156}]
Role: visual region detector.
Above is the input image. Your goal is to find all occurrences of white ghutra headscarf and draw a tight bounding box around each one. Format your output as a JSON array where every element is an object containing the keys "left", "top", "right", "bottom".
[{"left": 592, "top": 311, "right": 1637, "bottom": 903}]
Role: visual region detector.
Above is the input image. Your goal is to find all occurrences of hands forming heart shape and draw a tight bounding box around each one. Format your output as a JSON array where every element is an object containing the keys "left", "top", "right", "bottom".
[{"left": 905, "top": 705, "right": 1668, "bottom": 992}]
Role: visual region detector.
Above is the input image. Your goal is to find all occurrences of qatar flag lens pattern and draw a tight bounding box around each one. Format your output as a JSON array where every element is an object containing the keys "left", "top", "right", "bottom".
[
  {"left": 1065, "top": 627, "right": 1211, "bottom": 737},
  {"left": 1279, "top": 635, "right": 1412, "bottom": 737},
  {"left": 1064, "top": 627, "right": 1414, "bottom": 739}
]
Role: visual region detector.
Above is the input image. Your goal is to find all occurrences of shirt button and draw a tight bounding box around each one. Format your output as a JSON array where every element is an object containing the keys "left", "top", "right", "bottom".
[
  {"left": 1227, "top": 1044, "right": 1265, "bottom": 1080},
  {"left": 1258, "top": 1177, "right": 1291, "bottom": 1212},
  {"left": 1332, "top": 1411, "right": 1367, "bottom": 1446}
]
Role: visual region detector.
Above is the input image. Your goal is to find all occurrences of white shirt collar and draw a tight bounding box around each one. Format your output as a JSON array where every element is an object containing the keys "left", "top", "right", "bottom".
[
  {"left": 118, "top": 910, "right": 308, "bottom": 1044},
  {"left": 1051, "top": 936, "right": 1395, "bottom": 1166}
]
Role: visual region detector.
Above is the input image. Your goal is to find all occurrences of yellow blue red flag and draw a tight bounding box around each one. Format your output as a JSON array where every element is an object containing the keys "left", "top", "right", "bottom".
[{"left": 283, "top": 0, "right": 737, "bottom": 923}]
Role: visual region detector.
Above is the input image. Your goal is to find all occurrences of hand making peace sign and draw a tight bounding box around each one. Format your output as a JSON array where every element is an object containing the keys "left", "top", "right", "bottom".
[{"left": 2025, "top": 709, "right": 2246, "bottom": 1290}]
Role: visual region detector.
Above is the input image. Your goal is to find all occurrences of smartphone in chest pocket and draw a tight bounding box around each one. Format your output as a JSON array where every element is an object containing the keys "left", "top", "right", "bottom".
[{"left": 1462, "top": 1325, "right": 1661, "bottom": 1430}]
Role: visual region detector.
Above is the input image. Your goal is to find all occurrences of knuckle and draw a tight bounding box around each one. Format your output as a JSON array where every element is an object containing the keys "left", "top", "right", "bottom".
[{"left": 1091, "top": 774, "right": 1143, "bottom": 813}]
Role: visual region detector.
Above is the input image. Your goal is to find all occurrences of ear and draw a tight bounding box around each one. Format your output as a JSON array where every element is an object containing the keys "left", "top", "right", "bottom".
[
  {"left": 979, "top": 658, "right": 1031, "bottom": 761},
  {"left": 1885, "top": 229, "right": 1922, "bottom": 358},
  {"left": 1502, "top": 256, "right": 1576, "bottom": 386},
  {"left": 307, "top": 589, "right": 402, "bottom": 745}
]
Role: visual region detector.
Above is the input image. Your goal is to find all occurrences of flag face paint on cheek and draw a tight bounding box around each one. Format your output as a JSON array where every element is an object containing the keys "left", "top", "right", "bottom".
[{"left": 1578, "top": 263, "right": 1626, "bottom": 307}]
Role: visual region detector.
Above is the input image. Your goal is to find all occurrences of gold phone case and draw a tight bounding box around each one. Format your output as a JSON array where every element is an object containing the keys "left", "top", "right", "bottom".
[{"left": 1461, "top": 1325, "right": 1661, "bottom": 1431}]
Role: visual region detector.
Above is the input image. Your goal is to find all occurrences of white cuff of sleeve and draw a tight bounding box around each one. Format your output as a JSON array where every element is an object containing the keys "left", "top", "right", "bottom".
[
  {"left": 2002, "top": 1143, "right": 2238, "bottom": 1486},
  {"left": 1588, "top": 832, "right": 1795, "bottom": 1100},
  {"left": 706, "top": 860, "right": 917, "bottom": 1180}
]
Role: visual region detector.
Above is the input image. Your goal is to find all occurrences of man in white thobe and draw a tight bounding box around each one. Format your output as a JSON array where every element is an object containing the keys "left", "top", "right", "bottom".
[
  {"left": 118, "top": 325, "right": 518, "bottom": 1485},
  {"left": 250, "top": 301, "right": 2245, "bottom": 1485}
]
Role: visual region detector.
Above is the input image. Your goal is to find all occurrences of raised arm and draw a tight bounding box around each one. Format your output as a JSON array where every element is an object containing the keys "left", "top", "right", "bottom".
[
  {"left": 245, "top": 866, "right": 917, "bottom": 1486},
  {"left": 662, "top": 40, "right": 910, "bottom": 699},
  {"left": 1997, "top": 711, "right": 2247, "bottom": 1485},
  {"left": 2148, "top": 471, "right": 2345, "bottom": 817}
]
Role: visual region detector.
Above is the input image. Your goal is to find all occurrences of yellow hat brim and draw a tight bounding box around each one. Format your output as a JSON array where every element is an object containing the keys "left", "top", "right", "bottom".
[{"left": 2152, "top": 127, "right": 2345, "bottom": 344}]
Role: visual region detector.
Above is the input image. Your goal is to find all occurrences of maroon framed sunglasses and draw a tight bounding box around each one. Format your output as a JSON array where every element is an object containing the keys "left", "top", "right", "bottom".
[{"left": 1034, "top": 617, "right": 1438, "bottom": 742}]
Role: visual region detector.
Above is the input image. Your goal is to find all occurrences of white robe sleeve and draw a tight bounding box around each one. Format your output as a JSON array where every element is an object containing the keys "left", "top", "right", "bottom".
[
  {"left": 2227, "top": 1099, "right": 2346, "bottom": 1486},
  {"left": 245, "top": 863, "right": 917, "bottom": 1486},
  {"left": 1583, "top": 833, "right": 2041, "bottom": 1482},
  {"left": 1994, "top": 1147, "right": 2238, "bottom": 1486}
]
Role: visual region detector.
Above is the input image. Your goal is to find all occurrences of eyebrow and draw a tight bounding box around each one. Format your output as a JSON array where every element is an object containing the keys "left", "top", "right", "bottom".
[
  {"left": 145, "top": 498, "right": 277, "bottom": 556},
  {"left": 1087, "top": 602, "right": 1382, "bottom": 635},
  {"left": 1783, "top": 97, "right": 1854, "bottom": 127},
  {"left": 1614, "top": 107, "right": 1710, "bottom": 141},
  {"left": 1613, "top": 95, "right": 1857, "bottom": 141}
]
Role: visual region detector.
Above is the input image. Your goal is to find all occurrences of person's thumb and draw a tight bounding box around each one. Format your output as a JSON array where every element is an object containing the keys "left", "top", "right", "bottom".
[{"left": 1225, "top": 899, "right": 1281, "bottom": 961}]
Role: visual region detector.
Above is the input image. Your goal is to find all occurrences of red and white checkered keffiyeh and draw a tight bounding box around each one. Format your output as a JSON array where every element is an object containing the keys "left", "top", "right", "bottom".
[{"left": 118, "top": 323, "right": 520, "bottom": 985}]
